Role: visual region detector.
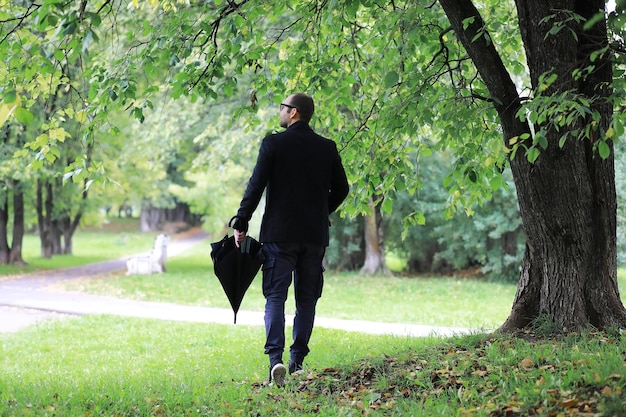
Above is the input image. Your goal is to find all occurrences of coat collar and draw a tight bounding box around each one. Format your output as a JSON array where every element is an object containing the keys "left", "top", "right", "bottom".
[{"left": 287, "top": 120, "right": 310, "bottom": 131}]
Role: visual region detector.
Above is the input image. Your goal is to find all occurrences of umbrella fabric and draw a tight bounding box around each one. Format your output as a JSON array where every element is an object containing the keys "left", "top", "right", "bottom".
[{"left": 210, "top": 234, "right": 263, "bottom": 324}]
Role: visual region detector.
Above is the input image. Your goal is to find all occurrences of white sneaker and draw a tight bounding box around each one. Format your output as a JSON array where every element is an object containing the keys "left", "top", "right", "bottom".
[{"left": 270, "top": 363, "right": 287, "bottom": 387}]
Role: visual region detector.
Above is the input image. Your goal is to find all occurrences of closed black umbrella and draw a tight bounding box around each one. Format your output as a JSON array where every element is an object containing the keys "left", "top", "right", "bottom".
[{"left": 210, "top": 233, "right": 263, "bottom": 324}]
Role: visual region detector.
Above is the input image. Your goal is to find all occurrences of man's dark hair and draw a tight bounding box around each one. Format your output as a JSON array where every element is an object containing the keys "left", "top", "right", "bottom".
[{"left": 292, "top": 93, "right": 315, "bottom": 123}]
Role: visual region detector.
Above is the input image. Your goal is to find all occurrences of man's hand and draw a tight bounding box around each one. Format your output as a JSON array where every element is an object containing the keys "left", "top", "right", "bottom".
[
  {"left": 231, "top": 216, "right": 249, "bottom": 232},
  {"left": 230, "top": 216, "right": 249, "bottom": 247},
  {"left": 234, "top": 229, "right": 247, "bottom": 248}
]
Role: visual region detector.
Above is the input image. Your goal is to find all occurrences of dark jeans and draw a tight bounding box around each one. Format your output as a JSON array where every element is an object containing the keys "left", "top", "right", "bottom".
[{"left": 261, "top": 242, "right": 326, "bottom": 367}]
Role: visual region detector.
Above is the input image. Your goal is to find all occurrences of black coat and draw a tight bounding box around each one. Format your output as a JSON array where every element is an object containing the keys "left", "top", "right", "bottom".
[{"left": 237, "top": 121, "right": 349, "bottom": 245}]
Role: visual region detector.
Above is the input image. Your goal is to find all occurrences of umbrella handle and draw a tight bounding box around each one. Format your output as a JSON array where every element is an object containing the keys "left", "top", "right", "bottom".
[
  {"left": 240, "top": 236, "right": 252, "bottom": 254},
  {"left": 228, "top": 216, "right": 238, "bottom": 228}
]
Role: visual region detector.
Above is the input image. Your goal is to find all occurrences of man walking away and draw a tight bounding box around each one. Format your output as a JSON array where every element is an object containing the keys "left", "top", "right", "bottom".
[{"left": 231, "top": 93, "right": 349, "bottom": 387}]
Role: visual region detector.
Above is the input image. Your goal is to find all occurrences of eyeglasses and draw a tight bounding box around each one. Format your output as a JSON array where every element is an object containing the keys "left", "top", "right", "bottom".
[{"left": 280, "top": 103, "right": 298, "bottom": 111}]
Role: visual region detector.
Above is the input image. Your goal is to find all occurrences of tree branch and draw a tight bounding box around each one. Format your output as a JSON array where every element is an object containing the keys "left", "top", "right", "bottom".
[
  {"left": 0, "top": 3, "right": 40, "bottom": 44},
  {"left": 187, "top": 0, "right": 251, "bottom": 92},
  {"left": 438, "top": 0, "right": 526, "bottom": 133}
]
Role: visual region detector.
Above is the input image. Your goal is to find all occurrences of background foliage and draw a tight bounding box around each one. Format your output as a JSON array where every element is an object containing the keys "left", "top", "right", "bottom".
[{"left": 0, "top": 1, "right": 624, "bottom": 279}]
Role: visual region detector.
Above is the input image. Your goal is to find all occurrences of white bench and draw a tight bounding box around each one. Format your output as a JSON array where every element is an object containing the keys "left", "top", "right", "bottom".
[{"left": 126, "top": 233, "right": 170, "bottom": 275}]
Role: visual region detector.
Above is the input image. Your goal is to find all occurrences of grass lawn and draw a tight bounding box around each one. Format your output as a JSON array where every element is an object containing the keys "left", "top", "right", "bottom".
[
  {"left": 1, "top": 223, "right": 625, "bottom": 415},
  {"left": 1, "top": 318, "right": 624, "bottom": 416},
  {"left": 56, "top": 239, "right": 518, "bottom": 330},
  {"left": 57, "top": 237, "right": 626, "bottom": 329}
]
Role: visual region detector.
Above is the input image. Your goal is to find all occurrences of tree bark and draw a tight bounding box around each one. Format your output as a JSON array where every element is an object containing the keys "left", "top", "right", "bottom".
[
  {"left": 439, "top": 0, "right": 626, "bottom": 331},
  {"left": 0, "top": 182, "right": 27, "bottom": 265},
  {"left": 0, "top": 194, "right": 9, "bottom": 264},
  {"left": 360, "top": 197, "right": 391, "bottom": 275},
  {"left": 140, "top": 204, "right": 164, "bottom": 232},
  {"left": 37, "top": 179, "right": 53, "bottom": 258},
  {"left": 57, "top": 177, "right": 88, "bottom": 255},
  {"left": 0, "top": 125, "right": 11, "bottom": 264},
  {"left": 9, "top": 184, "right": 26, "bottom": 265}
]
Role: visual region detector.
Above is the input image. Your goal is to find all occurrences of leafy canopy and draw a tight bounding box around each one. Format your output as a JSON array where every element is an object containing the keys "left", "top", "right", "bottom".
[{"left": 1, "top": 0, "right": 624, "bottom": 219}]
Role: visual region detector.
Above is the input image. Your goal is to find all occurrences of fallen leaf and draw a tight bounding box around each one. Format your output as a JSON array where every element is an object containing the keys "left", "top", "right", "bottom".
[
  {"left": 521, "top": 358, "right": 534, "bottom": 369},
  {"left": 561, "top": 397, "right": 578, "bottom": 408}
]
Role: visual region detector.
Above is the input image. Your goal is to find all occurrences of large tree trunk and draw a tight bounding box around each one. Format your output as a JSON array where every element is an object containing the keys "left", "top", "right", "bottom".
[{"left": 439, "top": 0, "right": 626, "bottom": 331}]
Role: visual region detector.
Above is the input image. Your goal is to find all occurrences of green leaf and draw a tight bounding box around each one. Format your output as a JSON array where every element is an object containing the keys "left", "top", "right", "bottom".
[
  {"left": 31, "top": 134, "right": 48, "bottom": 149},
  {"left": 583, "top": 12, "right": 605, "bottom": 31},
  {"left": 132, "top": 107, "right": 145, "bottom": 123},
  {"left": 88, "top": 12, "right": 101, "bottom": 27},
  {"left": 462, "top": 16, "right": 475, "bottom": 30},
  {"left": 384, "top": 71, "right": 399, "bottom": 88},
  {"left": 13, "top": 149, "right": 28, "bottom": 158},
  {"left": 537, "top": 132, "right": 548, "bottom": 149},
  {"left": 3, "top": 90, "right": 17, "bottom": 104},
  {"left": 489, "top": 175, "right": 502, "bottom": 190},
  {"left": 45, "top": 151, "right": 57, "bottom": 162},
  {"left": 346, "top": 0, "right": 359, "bottom": 18},
  {"left": 14, "top": 107, "right": 34, "bottom": 124},
  {"left": 598, "top": 141, "right": 610, "bottom": 159},
  {"left": 62, "top": 21, "right": 77, "bottom": 35},
  {"left": 527, "top": 147, "right": 540, "bottom": 163},
  {"left": 381, "top": 197, "right": 393, "bottom": 214},
  {"left": 614, "top": 120, "right": 624, "bottom": 138}
]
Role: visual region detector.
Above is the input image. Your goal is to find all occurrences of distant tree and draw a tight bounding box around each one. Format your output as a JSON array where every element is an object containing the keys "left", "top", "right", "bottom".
[
  {"left": 360, "top": 197, "right": 391, "bottom": 275},
  {"left": 0, "top": 123, "right": 28, "bottom": 264},
  {"left": 326, "top": 215, "right": 364, "bottom": 271}
]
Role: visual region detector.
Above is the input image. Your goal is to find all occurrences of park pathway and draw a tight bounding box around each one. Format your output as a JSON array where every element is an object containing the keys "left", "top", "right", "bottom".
[{"left": 0, "top": 229, "right": 473, "bottom": 337}]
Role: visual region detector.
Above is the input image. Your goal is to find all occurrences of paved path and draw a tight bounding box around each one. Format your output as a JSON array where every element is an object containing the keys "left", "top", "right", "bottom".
[{"left": 0, "top": 230, "right": 473, "bottom": 338}]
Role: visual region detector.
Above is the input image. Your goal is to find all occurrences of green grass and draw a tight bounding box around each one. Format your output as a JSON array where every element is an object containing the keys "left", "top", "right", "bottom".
[
  {"left": 0, "top": 316, "right": 433, "bottom": 416},
  {"left": 56, "top": 239, "right": 626, "bottom": 330},
  {"left": 1, "top": 317, "right": 624, "bottom": 416},
  {"left": 55, "top": 239, "right": 516, "bottom": 329},
  {"left": 2, "top": 223, "right": 626, "bottom": 416}
]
